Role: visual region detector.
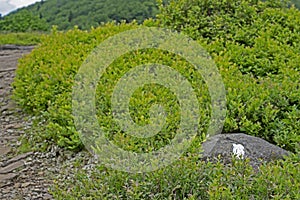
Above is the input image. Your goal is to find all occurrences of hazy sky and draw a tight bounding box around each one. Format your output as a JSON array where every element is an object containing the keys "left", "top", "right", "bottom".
[{"left": 0, "top": 0, "right": 41, "bottom": 16}]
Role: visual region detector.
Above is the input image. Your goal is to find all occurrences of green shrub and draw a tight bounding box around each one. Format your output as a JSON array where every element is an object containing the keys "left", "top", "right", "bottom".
[
  {"left": 13, "top": 22, "right": 211, "bottom": 151},
  {"left": 157, "top": 0, "right": 300, "bottom": 152},
  {"left": 13, "top": 23, "right": 143, "bottom": 150},
  {"left": 12, "top": 0, "right": 300, "bottom": 153},
  {"left": 11, "top": 2, "right": 299, "bottom": 198},
  {"left": 157, "top": 0, "right": 290, "bottom": 42}
]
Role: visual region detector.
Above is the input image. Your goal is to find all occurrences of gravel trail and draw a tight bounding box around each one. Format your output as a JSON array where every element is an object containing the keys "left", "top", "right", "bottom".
[{"left": 0, "top": 45, "right": 97, "bottom": 200}]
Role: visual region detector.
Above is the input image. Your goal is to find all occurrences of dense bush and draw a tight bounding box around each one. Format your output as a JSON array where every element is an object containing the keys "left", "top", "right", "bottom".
[
  {"left": 13, "top": 23, "right": 139, "bottom": 150},
  {"left": 157, "top": 0, "right": 300, "bottom": 152},
  {"left": 13, "top": 22, "right": 210, "bottom": 152},
  {"left": 51, "top": 154, "right": 299, "bottom": 199},
  {"left": 158, "top": 0, "right": 290, "bottom": 42},
  {"left": 13, "top": 0, "right": 299, "bottom": 153}
]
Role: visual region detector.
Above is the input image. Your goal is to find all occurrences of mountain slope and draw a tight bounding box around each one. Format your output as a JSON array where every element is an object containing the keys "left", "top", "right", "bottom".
[
  {"left": 3, "top": 0, "right": 160, "bottom": 30},
  {"left": 1, "top": 0, "right": 299, "bottom": 32}
]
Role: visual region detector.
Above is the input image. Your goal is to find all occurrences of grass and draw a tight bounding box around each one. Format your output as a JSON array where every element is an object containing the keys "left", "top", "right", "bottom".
[
  {"left": 50, "top": 153, "right": 300, "bottom": 199},
  {"left": 0, "top": 32, "right": 45, "bottom": 45}
]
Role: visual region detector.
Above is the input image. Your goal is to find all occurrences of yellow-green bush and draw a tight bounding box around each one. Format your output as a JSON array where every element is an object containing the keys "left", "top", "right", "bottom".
[
  {"left": 157, "top": 0, "right": 300, "bottom": 152},
  {"left": 12, "top": 0, "right": 299, "bottom": 153},
  {"left": 13, "top": 22, "right": 211, "bottom": 151}
]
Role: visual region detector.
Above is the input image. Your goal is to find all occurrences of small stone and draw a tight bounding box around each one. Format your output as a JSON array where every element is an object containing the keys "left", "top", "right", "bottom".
[
  {"left": 1, "top": 152, "right": 33, "bottom": 167},
  {"left": 21, "top": 182, "right": 32, "bottom": 188},
  {"left": 0, "top": 146, "right": 11, "bottom": 156},
  {"left": 7, "top": 129, "right": 14, "bottom": 133},
  {"left": 0, "top": 173, "right": 18, "bottom": 181},
  {"left": 38, "top": 171, "right": 44, "bottom": 176},
  {"left": 0, "top": 160, "right": 25, "bottom": 174},
  {"left": 43, "top": 194, "right": 53, "bottom": 199}
]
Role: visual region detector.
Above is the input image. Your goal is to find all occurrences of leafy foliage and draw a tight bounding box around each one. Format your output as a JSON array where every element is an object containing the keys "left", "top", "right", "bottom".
[
  {"left": 13, "top": 23, "right": 210, "bottom": 151},
  {"left": 14, "top": 0, "right": 300, "bottom": 153},
  {"left": 12, "top": 1, "right": 299, "bottom": 151},
  {"left": 157, "top": 0, "right": 300, "bottom": 152}
]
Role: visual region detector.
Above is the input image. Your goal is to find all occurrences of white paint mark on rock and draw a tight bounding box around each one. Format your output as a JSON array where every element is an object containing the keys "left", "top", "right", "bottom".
[{"left": 232, "top": 143, "right": 245, "bottom": 159}]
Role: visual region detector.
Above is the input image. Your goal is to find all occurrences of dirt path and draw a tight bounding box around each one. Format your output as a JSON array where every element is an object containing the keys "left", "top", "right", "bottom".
[
  {"left": 0, "top": 45, "right": 54, "bottom": 199},
  {"left": 0, "top": 45, "right": 97, "bottom": 199}
]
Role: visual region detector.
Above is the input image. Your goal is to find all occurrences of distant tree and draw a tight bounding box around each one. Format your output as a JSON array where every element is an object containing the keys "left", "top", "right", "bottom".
[{"left": 68, "top": 11, "right": 73, "bottom": 22}]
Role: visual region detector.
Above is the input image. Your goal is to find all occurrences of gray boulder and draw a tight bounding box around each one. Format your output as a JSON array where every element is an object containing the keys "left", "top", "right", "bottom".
[{"left": 201, "top": 133, "right": 290, "bottom": 170}]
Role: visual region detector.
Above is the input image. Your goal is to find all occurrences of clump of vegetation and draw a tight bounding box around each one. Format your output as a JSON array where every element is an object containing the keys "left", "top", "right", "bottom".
[
  {"left": 157, "top": 0, "right": 300, "bottom": 152},
  {"left": 13, "top": 22, "right": 210, "bottom": 152},
  {"left": 12, "top": 0, "right": 300, "bottom": 153}
]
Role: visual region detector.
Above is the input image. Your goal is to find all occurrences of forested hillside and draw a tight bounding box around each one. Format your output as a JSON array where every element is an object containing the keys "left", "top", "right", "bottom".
[
  {"left": 0, "top": 10, "right": 49, "bottom": 32},
  {"left": 1, "top": 0, "right": 299, "bottom": 32},
  {"left": 0, "top": 0, "right": 162, "bottom": 31}
]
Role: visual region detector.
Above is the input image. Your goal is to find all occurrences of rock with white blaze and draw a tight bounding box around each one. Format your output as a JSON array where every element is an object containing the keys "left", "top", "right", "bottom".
[{"left": 201, "top": 133, "right": 290, "bottom": 170}]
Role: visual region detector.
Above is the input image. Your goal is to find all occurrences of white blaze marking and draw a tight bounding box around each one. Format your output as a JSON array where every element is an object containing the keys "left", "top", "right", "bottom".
[{"left": 232, "top": 143, "right": 245, "bottom": 159}]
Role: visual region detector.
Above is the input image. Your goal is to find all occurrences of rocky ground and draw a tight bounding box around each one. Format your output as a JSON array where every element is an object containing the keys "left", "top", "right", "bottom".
[{"left": 0, "top": 45, "right": 97, "bottom": 200}]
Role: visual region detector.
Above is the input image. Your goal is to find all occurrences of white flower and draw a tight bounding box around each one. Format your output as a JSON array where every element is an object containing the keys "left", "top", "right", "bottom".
[{"left": 232, "top": 143, "right": 245, "bottom": 159}]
